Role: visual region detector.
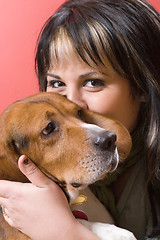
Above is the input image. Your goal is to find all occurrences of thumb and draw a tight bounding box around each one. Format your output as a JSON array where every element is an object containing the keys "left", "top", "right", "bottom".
[{"left": 18, "top": 155, "right": 53, "bottom": 188}]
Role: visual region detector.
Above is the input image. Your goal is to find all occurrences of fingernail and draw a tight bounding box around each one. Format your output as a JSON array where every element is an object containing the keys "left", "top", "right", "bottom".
[{"left": 23, "top": 158, "right": 29, "bottom": 165}]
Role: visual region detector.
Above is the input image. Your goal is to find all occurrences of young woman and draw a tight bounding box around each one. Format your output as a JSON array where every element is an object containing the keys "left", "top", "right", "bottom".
[{"left": 0, "top": 0, "right": 160, "bottom": 239}]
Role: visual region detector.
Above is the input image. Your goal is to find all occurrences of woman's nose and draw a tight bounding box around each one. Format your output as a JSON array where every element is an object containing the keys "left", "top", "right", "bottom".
[{"left": 66, "top": 90, "right": 88, "bottom": 109}]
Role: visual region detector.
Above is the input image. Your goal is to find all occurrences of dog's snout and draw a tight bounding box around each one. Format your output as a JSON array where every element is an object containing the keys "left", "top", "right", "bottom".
[{"left": 94, "top": 131, "right": 117, "bottom": 151}]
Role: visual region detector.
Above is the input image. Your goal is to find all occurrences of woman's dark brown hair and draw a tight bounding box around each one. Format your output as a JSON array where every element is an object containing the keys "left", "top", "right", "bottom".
[{"left": 35, "top": 0, "right": 160, "bottom": 227}]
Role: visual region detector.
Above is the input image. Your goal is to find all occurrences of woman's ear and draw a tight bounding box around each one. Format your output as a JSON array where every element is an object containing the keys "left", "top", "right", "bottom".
[
  {"left": 135, "top": 90, "right": 148, "bottom": 103},
  {"left": 139, "top": 95, "right": 147, "bottom": 102},
  {"left": 83, "top": 109, "right": 132, "bottom": 161}
]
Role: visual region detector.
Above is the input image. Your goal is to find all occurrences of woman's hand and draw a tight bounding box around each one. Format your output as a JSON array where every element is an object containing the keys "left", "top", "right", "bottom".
[{"left": 0, "top": 156, "right": 99, "bottom": 240}]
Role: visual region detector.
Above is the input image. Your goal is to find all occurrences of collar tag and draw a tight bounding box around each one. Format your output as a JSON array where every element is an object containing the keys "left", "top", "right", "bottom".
[{"left": 71, "top": 194, "right": 88, "bottom": 206}]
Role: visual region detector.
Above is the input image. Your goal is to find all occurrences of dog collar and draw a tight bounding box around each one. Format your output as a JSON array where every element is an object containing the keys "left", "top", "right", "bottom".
[{"left": 71, "top": 194, "right": 88, "bottom": 221}]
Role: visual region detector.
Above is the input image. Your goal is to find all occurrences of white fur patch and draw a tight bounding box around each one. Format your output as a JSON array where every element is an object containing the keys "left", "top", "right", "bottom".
[{"left": 81, "top": 123, "right": 106, "bottom": 132}]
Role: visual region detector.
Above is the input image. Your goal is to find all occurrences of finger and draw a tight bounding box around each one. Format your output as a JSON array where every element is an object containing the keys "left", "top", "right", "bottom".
[
  {"left": 18, "top": 155, "right": 54, "bottom": 188},
  {"left": 0, "top": 198, "right": 8, "bottom": 208},
  {"left": 3, "top": 208, "right": 16, "bottom": 228},
  {"left": 0, "top": 180, "right": 22, "bottom": 199},
  {"left": 2, "top": 207, "right": 9, "bottom": 219}
]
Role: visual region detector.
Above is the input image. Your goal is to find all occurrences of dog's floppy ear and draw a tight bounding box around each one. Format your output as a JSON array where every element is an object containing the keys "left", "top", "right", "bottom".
[
  {"left": 0, "top": 131, "right": 29, "bottom": 181},
  {"left": 83, "top": 109, "right": 132, "bottom": 161},
  {"left": 6, "top": 134, "right": 29, "bottom": 156}
]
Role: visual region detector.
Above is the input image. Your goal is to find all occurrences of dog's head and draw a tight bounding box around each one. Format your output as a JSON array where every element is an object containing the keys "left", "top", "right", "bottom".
[{"left": 0, "top": 92, "right": 132, "bottom": 201}]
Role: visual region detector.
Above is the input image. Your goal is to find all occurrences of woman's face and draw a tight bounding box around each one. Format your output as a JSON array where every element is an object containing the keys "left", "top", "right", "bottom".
[{"left": 46, "top": 56, "right": 141, "bottom": 132}]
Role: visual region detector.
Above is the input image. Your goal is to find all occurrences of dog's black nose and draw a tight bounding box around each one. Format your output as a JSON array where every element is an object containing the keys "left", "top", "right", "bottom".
[{"left": 94, "top": 131, "right": 117, "bottom": 151}]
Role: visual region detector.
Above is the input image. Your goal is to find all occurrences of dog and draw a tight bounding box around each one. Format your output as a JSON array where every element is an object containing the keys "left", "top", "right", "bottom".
[{"left": 0, "top": 92, "right": 136, "bottom": 240}]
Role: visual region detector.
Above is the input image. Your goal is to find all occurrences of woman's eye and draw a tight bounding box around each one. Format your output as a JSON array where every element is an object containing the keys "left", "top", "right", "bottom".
[
  {"left": 48, "top": 80, "right": 66, "bottom": 88},
  {"left": 83, "top": 79, "right": 105, "bottom": 88}
]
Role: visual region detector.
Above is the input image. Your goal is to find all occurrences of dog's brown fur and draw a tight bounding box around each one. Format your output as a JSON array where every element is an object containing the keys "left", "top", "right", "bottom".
[{"left": 0, "top": 92, "right": 132, "bottom": 239}]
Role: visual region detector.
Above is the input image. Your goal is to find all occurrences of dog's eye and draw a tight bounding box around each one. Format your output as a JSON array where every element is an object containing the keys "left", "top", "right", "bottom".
[
  {"left": 77, "top": 109, "right": 84, "bottom": 120},
  {"left": 41, "top": 121, "right": 57, "bottom": 136}
]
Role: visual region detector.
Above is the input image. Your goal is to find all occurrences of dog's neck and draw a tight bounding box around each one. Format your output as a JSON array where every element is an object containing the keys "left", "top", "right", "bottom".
[
  {"left": 67, "top": 189, "right": 80, "bottom": 204},
  {"left": 49, "top": 178, "right": 80, "bottom": 204},
  {"left": 37, "top": 166, "right": 80, "bottom": 204}
]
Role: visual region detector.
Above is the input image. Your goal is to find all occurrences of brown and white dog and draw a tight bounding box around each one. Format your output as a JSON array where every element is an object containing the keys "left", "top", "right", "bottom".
[{"left": 0, "top": 92, "right": 136, "bottom": 240}]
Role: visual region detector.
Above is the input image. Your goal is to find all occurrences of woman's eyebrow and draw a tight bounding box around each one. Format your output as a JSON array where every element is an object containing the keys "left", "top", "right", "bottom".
[
  {"left": 79, "top": 72, "right": 97, "bottom": 79},
  {"left": 46, "top": 72, "right": 97, "bottom": 79},
  {"left": 46, "top": 73, "right": 61, "bottom": 79}
]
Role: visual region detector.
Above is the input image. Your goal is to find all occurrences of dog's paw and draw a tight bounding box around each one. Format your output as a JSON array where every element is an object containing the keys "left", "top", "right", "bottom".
[{"left": 78, "top": 220, "right": 137, "bottom": 240}]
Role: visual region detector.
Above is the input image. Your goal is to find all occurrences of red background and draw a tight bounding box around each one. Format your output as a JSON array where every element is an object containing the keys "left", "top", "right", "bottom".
[{"left": 0, "top": 0, "right": 160, "bottom": 113}]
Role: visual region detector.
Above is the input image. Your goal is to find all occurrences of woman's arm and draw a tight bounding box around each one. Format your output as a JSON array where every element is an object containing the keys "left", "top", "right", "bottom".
[{"left": 0, "top": 156, "right": 99, "bottom": 240}]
